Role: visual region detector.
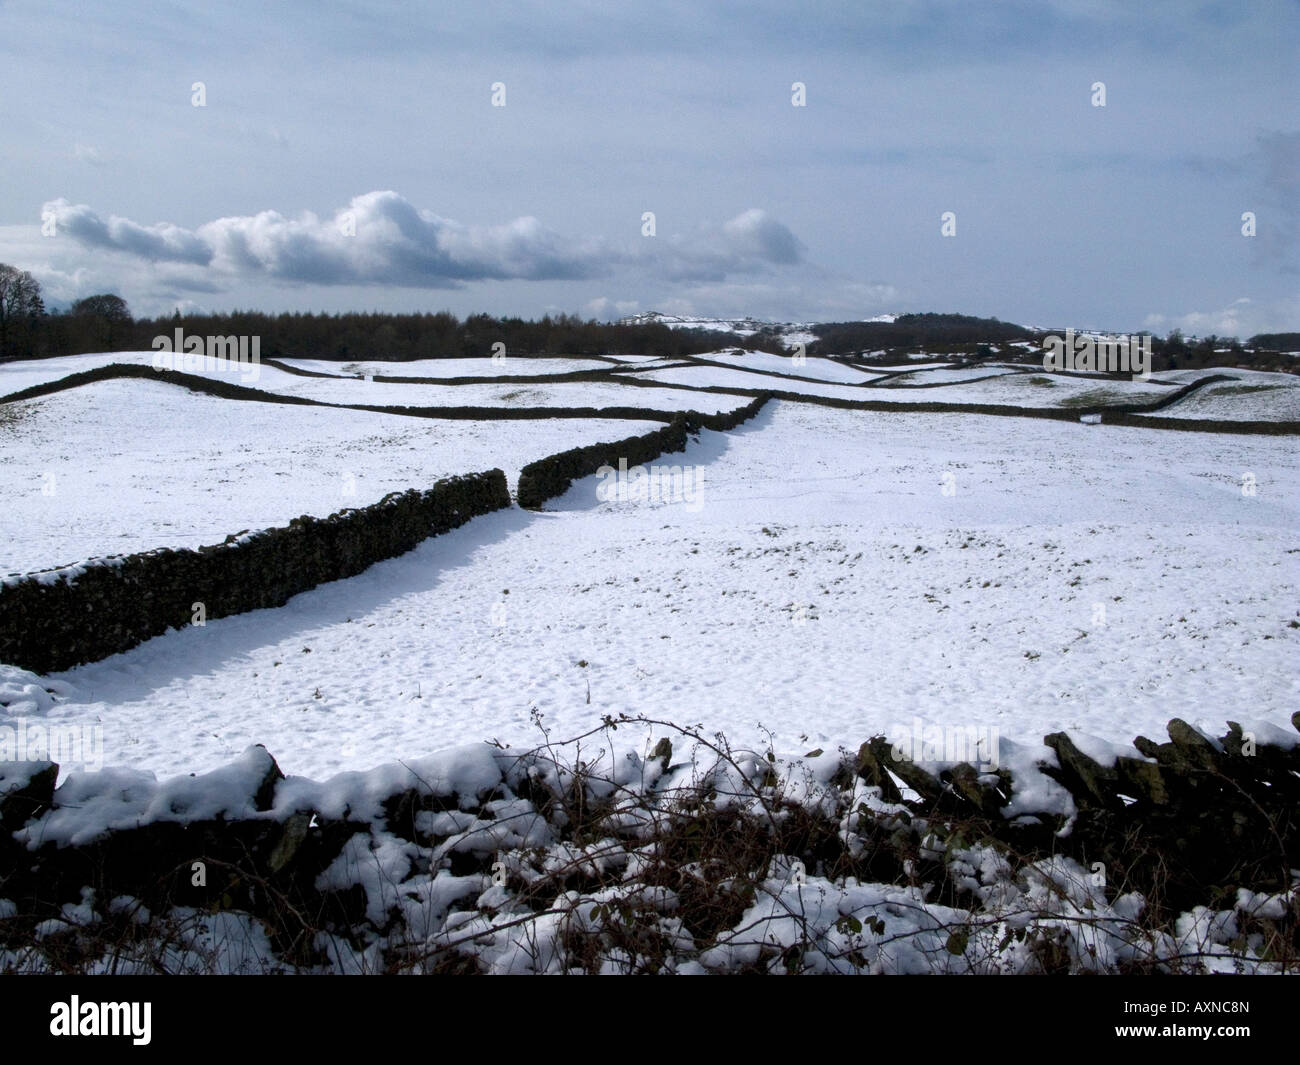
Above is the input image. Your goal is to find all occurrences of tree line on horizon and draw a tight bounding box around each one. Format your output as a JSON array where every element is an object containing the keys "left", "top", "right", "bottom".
[{"left": 1, "top": 263, "right": 1295, "bottom": 368}]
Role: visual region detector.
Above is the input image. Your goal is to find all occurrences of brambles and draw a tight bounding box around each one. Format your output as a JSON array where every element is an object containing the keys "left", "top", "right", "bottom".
[{"left": 2, "top": 715, "right": 1294, "bottom": 974}]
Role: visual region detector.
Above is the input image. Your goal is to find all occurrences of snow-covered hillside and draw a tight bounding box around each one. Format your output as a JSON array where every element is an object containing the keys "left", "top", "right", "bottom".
[
  {"left": 0, "top": 376, "right": 664, "bottom": 574},
  {"left": 616, "top": 311, "right": 836, "bottom": 350},
  {"left": 2, "top": 343, "right": 1297, "bottom": 982},
  {"left": 6, "top": 381, "right": 1294, "bottom": 781}
]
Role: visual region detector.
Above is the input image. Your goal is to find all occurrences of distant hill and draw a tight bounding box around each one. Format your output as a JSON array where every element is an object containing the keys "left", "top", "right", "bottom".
[{"left": 616, "top": 311, "right": 825, "bottom": 351}]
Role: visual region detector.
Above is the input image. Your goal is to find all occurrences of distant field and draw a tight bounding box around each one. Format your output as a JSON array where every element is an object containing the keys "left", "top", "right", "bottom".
[{"left": 0, "top": 376, "right": 664, "bottom": 574}]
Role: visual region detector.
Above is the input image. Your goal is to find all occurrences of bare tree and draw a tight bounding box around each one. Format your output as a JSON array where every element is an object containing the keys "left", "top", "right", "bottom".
[{"left": 0, "top": 263, "right": 45, "bottom": 360}]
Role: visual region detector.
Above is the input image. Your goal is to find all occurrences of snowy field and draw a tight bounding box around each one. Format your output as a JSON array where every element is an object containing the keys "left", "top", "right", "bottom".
[
  {"left": 0, "top": 377, "right": 662, "bottom": 574},
  {"left": 0, "top": 351, "right": 738, "bottom": 412},
  {"left": 0, "top": 352, "right": 612, "bottom": 393},
  {"left": 865, "top": 370, "right": 1176, "bottom": 406},
  {"left": 872, "top": 365, "right": 1025, "bottom": 385},
  {"left": 1132, "top": 374, "right": 1300, "bottom": 422},
  {"left": 235, "top": 366, "right": 742, "bottom": 412},
  {"left": 7, "top": 352, "right": 1288, "bottom": 419},
  {"left": 637, "top": 365, "right": 879, "bottom": 399},
  {"left": 278, "top": 356, "right": 615, "bottom": 378},
  {"left": 694, "top": 351, "right": 882, "bottom": 382},
  {"left": 10, "top": 393, "right": 1296, "bottom": 783}
]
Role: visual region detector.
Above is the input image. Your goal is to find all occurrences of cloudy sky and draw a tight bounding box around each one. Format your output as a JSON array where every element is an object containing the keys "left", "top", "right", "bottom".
[{"left": 1, "top": 0, "right": 1296, "bottom": 334}]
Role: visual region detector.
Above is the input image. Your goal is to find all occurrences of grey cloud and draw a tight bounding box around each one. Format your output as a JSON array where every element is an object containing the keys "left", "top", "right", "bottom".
[
  {"left": 723, "top": 209, "right": 803, "bottom": 265},
  {"left": 43, "top": 192, "right": 612, "bottom": 288},
  {"left": 44, "top": 199, "right": 212, "bottom": 265},
  {"left": 1252, "top": 130, "right": 1300, "bottom": 273},
  {"left": 41, "top": 193, "right": 809, "bottom": 291},
  {"left": 657, "top": 209, "right": 806, "bottom": 282}
]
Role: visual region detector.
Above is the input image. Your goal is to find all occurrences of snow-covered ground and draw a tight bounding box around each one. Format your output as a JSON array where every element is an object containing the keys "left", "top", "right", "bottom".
[
  {"left": 0, "top": 351, "right": 745, "bottom": 414},
  {"left": 248, "top": 376, "right": 742, "bottom": 412},
  {"left": 0, "top": 377, "right": 662, "bottom": 574},
  {"left": 10, "top": 353, "right": 1290, "bottom": 420},
  {"left": 636, "top": 365, "right": 876, "bottom": 399},
  {"left": 278, "top": 356, "right": 615, "bottom": 378},
  {"left": 615, "top": 311, "right": 820, "bottom": 350},
  {"left": 1133, "top": 374, "right": 1300, "bottom": 422},
  {"left": 0, "top": 351, "right": 155, "bottom": 395},
  {"left": 866, "top": 371, "right": 1175, "bottom": 407},
  {"left": 694, "top": 351, "right": 880, "bottom": 383},
  {"left": 14, "top": 399, "right": 1296, "bottom": 782},
  {"left": 634, "top": 362, "right": 1207, "bottom": 408},
  {"left": 0, "top": 352, "right": 612, "bottom": 394},
  {"left": 872, "top": 366, "right": 1025, "bottom": 386}
]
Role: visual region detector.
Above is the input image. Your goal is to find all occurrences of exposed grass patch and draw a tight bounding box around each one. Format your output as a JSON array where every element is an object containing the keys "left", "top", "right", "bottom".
[
  {"left": 1206, "top": 383, "right": 1284, "bottom": 396},
  {"left": 497, "top": 389, "right": 542, "bottom": 403},
  {"left": 0, "top": 401, "right": 32, "bottom": 432},
  {"left": 1058, "top": 388, "right": 1128, "bottom": 409}
]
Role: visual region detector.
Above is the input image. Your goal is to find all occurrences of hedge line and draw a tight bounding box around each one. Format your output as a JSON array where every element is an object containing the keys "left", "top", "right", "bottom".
[
  {"left": 0, "top": 470, "right": 511, "bottom": 674},
  {"left": 516, "top": 394, "right": 770, "bottom": 509}
]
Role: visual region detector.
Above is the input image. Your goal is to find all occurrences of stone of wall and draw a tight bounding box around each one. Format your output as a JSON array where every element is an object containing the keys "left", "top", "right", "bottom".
[
  {"left": 0, "top": 470, "right": 511, "bottom": 674},
  {"left": 0, "top": 715, "right": 1294, "bottom": 972},
  {"left": 516, "top": 394, "right": 770, "bottom": 509}
]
